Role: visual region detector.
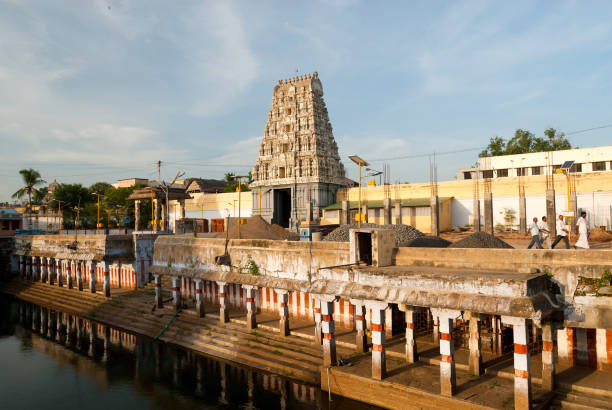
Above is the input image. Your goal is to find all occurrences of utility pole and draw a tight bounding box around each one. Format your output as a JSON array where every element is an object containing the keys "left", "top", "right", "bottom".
[{"left": 157, "top": 160, "right": 162, "bottom": 185}]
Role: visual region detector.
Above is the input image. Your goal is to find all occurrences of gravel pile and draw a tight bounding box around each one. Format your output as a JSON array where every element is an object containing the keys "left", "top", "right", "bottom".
[
  {"left": 447, "top": 232, "right": 513, "bottom": 249},
  {"left": 403, "top": 236, "right": 451, "bottom": 248},
  {"left": 323, "top": 223, "right": 424, "bottom": 246},
  {"left": 217, "top": 216, "right": 299, "bottom": 241}
]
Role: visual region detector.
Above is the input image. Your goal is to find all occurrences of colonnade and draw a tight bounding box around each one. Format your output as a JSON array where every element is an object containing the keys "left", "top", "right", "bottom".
[
  {"left": 153, "top": 273, "right": 557, "bottom": 410},
  {"left": 18, "top": 255, "right": 111, "bottom": 297}
]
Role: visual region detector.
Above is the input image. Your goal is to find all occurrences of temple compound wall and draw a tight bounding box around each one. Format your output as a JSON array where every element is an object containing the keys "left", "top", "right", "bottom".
[{"left": 250, "top": 72, "right": 345, "bottom": 230}]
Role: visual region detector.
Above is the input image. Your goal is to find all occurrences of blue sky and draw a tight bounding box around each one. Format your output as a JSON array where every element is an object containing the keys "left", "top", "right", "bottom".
[{"left": 1, "top": 0, "right": 611, "bottom": 201}]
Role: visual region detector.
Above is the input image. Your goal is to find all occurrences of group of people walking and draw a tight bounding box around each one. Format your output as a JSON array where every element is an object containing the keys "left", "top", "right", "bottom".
[{"left": 527, "top": 212, "right": 589, "bottom": 249}]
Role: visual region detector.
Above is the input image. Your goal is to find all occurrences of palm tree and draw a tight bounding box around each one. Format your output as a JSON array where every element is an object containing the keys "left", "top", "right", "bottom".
[{"left": 12, "top": 169, "right": 46, "bottom": 229}]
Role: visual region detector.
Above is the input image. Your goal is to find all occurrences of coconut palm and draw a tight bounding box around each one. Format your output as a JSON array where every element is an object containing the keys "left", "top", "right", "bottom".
[{"left": 12, "top": 169, "right": 46, "bottom": 227}]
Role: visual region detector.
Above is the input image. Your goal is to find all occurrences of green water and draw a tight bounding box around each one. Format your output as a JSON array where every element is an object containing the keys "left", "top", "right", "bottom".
[{"left": 0, "top": 295, "right": 376, "bottom": 409}]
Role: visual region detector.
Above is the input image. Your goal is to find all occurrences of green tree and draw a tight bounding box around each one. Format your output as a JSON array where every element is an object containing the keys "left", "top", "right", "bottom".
[
  {"left": 53, "top": 184, "right": 92, "bottom": 228},
  {"left": 479, "top": 128, "right": 572, "bottom": 157},
  {"left": 222, "top": 171, "right": 251, "bottom": 193},
  {"left": 103, "top": 186, "right": 136, "bottom": 228},
  {"left": 89, "top": 182, "right": 112, "bottom": 195},
  {"left": 11, "top": 169, "right": 46, "bottom": 212},
  {"left": 32, "top": 186, "right": 48, "bottom": 205}
]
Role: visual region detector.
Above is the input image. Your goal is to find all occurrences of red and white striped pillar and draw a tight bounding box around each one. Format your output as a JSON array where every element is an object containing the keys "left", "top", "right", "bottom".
[
  {"left": 55, "top": 259, "right": 62, "bottom": 287},
  {"left": 276, "top": 289, "right": 290, "bottom": 336},
  {"left": 502, "top": 316, "right": 532, "bottom": 410},
  {"left": 243, "top": 285, "right": 257, "bottom": 330},
  {"left": 542, "top": 321, "right": 556, "bottom": 391},
  {"left": 40, "top": 257, "right": 47, "bottom": 283},
  {"left": 468, "top": 312, "right": 483, "bottom": 375},
  {"left": 47, "top": 257, "right": 54, "bottom": 285},
  {"left": 195, "top": 279, "right": 205, "bottom": 317},
  {"left": 351, "top": 299, "right": 368, "bottom": 353},
  {"left": 31, "top": 256, "right": 38, "bottom": 281},
  {"left": 171, "top": 276, "right": 181, "bottom": 310},
  {"left": 368, "top": 301, "right": 388, "bottom": 380},
  {"left": 154, "top": 274, "right": 163, "bottom": 308},
  {"left": 433, "top": 309, "right": 458, "bottom": 396},
  {"left": 103, "top": 263, "right": 110, "bottom": 297},
  {"left": 66, "top": 260, "right": 73, "bottom": 289},
  {"left": 399, "top": 304, "right": 418, "bottom": 363},
  {"left": 25, "top": 256, "right": 32, "bottom": 280},
  {"left": 89, "top": 262, "right": 96, "bottom": 293},
  {"left": 318, "top": 295, "right": 337, "bottom": 367},
  {"left": 313, "top": 298, "right": 322, "bottom": 345},
  {"left": 18, "top": 255, "right": 24, "bottom": 277},
  {"left": 76, "top": 260, "right": 83, "bottom": 291},
  {"left": 217, "top": 281, "right": 229, "bottom": 323}
]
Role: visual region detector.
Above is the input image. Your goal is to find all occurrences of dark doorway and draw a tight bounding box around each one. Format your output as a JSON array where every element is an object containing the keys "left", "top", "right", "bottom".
[
  {"left": 273, "top": 189, "right": 291, "bottom": 228},
  {"left": 356, "top": 232, "right": 372, "bottom": 265}
]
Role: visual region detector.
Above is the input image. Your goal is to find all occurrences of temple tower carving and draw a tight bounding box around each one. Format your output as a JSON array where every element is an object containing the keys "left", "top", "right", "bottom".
[{"left": 250, "top": 72, "right": 345, "bottom": 229}]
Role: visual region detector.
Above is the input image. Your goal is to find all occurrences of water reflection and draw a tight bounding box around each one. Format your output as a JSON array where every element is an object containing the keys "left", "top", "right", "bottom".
[{"left": 0, "top": 296, "right": 376, "bottom": 409}]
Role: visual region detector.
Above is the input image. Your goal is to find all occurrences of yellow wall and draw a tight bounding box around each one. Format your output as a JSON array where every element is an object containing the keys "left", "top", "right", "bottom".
[
  {"left": 337, "top": 171, "right": 612, "bottom": 202},
  {"left": 184, "top": 191, "right": 253, "bottom": 212}
]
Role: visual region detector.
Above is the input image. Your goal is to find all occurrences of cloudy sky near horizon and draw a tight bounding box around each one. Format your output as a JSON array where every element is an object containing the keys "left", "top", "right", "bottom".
[{"left": 1, "top": 0, "right": 611, "bottom": 201}]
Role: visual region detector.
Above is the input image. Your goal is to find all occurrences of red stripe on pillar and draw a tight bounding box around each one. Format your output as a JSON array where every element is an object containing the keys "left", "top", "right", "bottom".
[
  {"left": 372, "top": 344, "right": 383, "bottom": 352},
  {"left": 371, "top": 323, "right": 383, "bottom": 332},
  {"left": 356, "top": 315, "right": 364, "bottom": 321},
  {"left": 514, "top": 343, "right": 528, "bottom": 354},
  {"left": 567, "top": 328, "right": 576, "bottom": 365},
  {"left": 542, "top": 340, "right": 553, "bottom": 352},
  {"left": 323, "top": 333, "right": 333, "bottom": 340},
  {"left": 440, "top": 332, "right": 451, "bottom": 341},
  {"left": 247, "top": 297, "right": 253, "bottom": 302},
  {"left": 514, "top": 369, "right": 530, "bottom": 379},
  {"left": 322, "top": 314, "right": 331, "bottom": 322},
  {"left": 440, "top": 354, "right": 453, "bottom": 363},
  {"left": 406, "top": 323, "right": 414, "bottom": 329},
  {"left": 196, "top": 289, "right": 202, "bottom": 294}
]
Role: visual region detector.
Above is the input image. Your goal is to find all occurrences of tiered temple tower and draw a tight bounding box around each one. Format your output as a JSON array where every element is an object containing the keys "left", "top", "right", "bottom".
[{"left": 250, "top": 72, "right": 345, "bottom": 229}]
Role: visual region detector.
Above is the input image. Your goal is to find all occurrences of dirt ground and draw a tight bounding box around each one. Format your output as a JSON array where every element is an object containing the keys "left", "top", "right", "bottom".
[{"left": 440, "top": 230, "right": 612, "bottom": 249}]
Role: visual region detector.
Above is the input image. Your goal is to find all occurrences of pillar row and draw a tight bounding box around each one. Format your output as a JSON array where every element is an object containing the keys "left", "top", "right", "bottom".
[
  {"left": 400, "top": 304, "right": 418, "bottom": 363},
  {"left": 47, "top": 257, "right": 54, "bottom": 285},
  {"left": 89, "top": 262, "right": 96, "bottom": 293},
  {"left": 217, "top": 282, "right": 229, "bottom": 323},
  {"left": 468, "top": 312, "right": 483, "bottom": 376},
  {"left": 195, "top": 279, "right": 205, "bottom": 317},
  {"left": 154, "top": 274, "right": 163, "bottom": 309},
  {"left": 502, "top": 316, "right": 532, "bottom": 410},
  {"left": 318, "top": 296, "right": 337, "bottom": 367},
  {"left": 56, "top": 259, "right": 62, "bottom": 287},
  {"left": 40, "top": 256, "right": 47, "bottom": 283},
  {"left": 76, "top": 261, "right": 83, "bottom": 291},
  {"left": 243, "top": 286, "right": 257, "bottom": 330},
  {"left": 350, "top": 300, "right": 367, "bottom": 353},
  {"left": 432, "top": 309, "right": 459, "bottom": 397},
  {"left": 66, "top": 260, "right": 73, "bottom": 289},
  {"left": 541, "top": 322, "right": 556, "bottom": 392},
  {"left": 276, "top": 289, "right": 290, "bottom": 336},
  {"left": 368, "top": 301, "right": 388, "bottom": 380},
  {"left": 31, "top": 256, "right": 38, "bottom": 281},
  {"left": 172, "top": 276, "right": 182, "bottom": 310},
  {"left": 103, "top": 263, "right": 110, "bottom": 297}
]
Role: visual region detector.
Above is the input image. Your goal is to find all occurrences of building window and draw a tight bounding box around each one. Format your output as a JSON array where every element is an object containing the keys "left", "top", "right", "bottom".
[
  {"left": 285, "top": 124, "right": 290, "bottom": 132},
  {"left": 593, "top": 161, "right": 606, "bottom": 171},
  {"left": 282, "top": 143, "right": 289, "bottom": 153},
  {"left": 463, "top": 171, "right": 472, "bottom": 180},
  {"left": 481, "top": 170, "right": 493, "bottom": 179},
  {"left": 287, "top": 108, "right": 292, "bottom": 115},
  {"left": 496, "top": 169, "right": 508, "bottom": 177},
  {"left": 279, "top": 167, "right": 285, "bottom": 178},
  {"left": 571, "top": 163, "right": 582, "bottom": 173},
  {"left": 414, "top": 207, "right": 430, "bottom": 216},
  {"left": 517, "top": 168, "right": 527, "bottom": 176},
  {"left": 531, "top": 166, "right": 542, "bottom": 175}
]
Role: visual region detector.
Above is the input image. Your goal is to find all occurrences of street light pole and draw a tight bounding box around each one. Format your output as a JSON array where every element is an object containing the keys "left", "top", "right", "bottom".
[
  {"left": 234, "top": 176, "right": 249, "bottom": 239},
  {"left": 349, "top": 155, "right": 370, "bottom": 228}
]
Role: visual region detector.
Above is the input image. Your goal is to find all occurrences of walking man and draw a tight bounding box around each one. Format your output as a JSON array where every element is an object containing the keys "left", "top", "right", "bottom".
[
  {"left": 538, "top": 216, "right": 551, "bottom": 248},
  {"left": 551, "top": 215, "right": 570, "bottom": 249},
  {"left": 575, "top": 211, "right": 590, "bottom": 249},
  {"left": 527, "top": 217, "right": 543, "bottom": 249}
]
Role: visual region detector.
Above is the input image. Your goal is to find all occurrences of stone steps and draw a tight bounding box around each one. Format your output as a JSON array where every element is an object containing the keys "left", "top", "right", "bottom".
[
  {"left": 551, "top": 390, "right": 612, "bottom": 409},
  {"left": 1, "top": 279, "right": 326, "bottom": 383}
]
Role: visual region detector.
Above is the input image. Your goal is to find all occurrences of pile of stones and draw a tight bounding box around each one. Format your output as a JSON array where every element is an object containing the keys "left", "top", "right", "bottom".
[
  {"left": 323, "top": 223, "right": 424, "bottom": 246},
  {"left": 404, "top": 236, "right": 451, "bottom": 248},
  {"left": 447, "top": 232, "right": 513, "bottom": 249}
]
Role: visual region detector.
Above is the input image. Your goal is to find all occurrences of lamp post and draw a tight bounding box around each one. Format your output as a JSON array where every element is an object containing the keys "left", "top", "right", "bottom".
[
  {"left": 233, "top": 176, "right": 249, "bottom": 239},
  {"left": 349, "top": 155, "right": 370, "bottom": 228},
  {"left": 159, "top": 171, "right": 185, "bottom": 232},
  {"left": 92, "top": 193, "right": 104, "bottom": 234}
]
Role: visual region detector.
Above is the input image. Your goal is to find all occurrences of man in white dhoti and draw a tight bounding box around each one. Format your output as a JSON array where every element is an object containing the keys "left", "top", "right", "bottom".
[
  {"left": 538, "top": 216, "right": 551, "bottom": 248},
  {"left": 575, "top": 211, "right": 589, "bottom": 249}
]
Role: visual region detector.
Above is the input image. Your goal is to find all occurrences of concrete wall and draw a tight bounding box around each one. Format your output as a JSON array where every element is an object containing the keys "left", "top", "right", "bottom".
[{"left": 13, "top": 234, "right": 135, "bottom": 262}]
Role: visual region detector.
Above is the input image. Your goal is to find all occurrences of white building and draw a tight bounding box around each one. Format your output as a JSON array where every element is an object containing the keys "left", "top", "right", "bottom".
[{"left": 456, "top": 145, "right": 612, "bottom": 180}]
